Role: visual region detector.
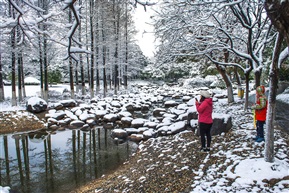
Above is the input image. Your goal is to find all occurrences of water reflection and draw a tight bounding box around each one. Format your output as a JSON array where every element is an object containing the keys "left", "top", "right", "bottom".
[{"left": 0, "top": 128, "right": 138, "bottom": 193}]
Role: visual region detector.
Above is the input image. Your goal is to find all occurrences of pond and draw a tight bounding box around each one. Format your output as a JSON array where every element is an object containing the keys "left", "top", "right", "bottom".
[{"left": 0, "top": 128, "right": 138, "bottom": 193}]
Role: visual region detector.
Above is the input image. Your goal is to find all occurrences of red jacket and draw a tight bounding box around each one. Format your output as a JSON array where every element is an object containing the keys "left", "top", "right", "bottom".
[
  {"left": 255, "top": 96, "right": 267, "bottom": 121},
  {"left": 196, "top": 98, "right": 213, "bottom": 124}
]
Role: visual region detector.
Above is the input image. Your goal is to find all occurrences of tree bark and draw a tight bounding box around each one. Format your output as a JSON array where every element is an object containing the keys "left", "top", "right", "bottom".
[
  {"left": 124, "top": 0, "right": 128, "bottom": 89},
  {"left": 265, "top": 33, "right": 283, "bottom": 163},
  {"left": 265, "top": 0, "right": 289, "bottom": 47},
  {"left": 0, "top": 43, "right": 4, "bottom": 101},
  {"left": 89, "top": 0, "right": 95, "bottom": 98}
]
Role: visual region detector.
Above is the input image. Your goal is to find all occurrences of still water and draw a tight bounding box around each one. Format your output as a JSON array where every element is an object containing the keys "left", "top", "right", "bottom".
[{"left": 0, "top": 128, "right": 138, "bottom": 193}]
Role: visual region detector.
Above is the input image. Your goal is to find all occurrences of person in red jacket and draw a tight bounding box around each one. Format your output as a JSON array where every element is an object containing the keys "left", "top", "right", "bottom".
[
  {"left": 195, "top": 90, "right": 213, "bottom": 152},
  {"left": 252, "top": 85, "right": 267, "bottom": 142}
]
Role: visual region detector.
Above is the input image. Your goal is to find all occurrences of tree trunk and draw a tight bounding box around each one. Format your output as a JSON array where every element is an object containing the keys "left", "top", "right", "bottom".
[
  {"left": 75, "top": 62, "right": 79, "bottom": 93},
  {"left": 265, "top": 0, "right": 289, "bottom": 47},
  {"left": 85, "top": 0, "right": 90, "bottom": 90},
  {"left": 43, "top": 36, "right": 49, "bottom": 101},
  {"left": 265, "top": 33, "right": 283, "bottom": 163},
  {"left": 10, "top": 4, "right": 17, "bottom": 106},
  {"left": 17, "top": 53, "right": 22, "bottom": 101},
  {"left": 124, "top": 1, "right": 128, "bottom": 89},
  {"left": 78, "top": 7, "right": 85, "bottom": 96},
  {"left": 0, "top": 45, "right": 4, "bottom": 101},
  {"left": 20, "top": 56, "right": 26, "bottom": 98},
  {"left": 216, "top": 64, "right": 234, "bottom": 103},
  {"left": 69, "top": 58, "right": 75, "bottom": 99},
  {"left": 11, "top": 28, "right": 17, "bottom": 106},
  {"left": 101, "top": 6, "right": 107, "bottom": 97},
  {"left": 255, "top": 69, "right": 262, "bottom": 88},
  {"left": 217, "top": 50, "right": 234, "bottom": 103},
  {"left": 17, "top": 27, "right": 22, "bottom": 102},
  {"left": 38, "top": 35, "right": 44, "bottom": 98},
  {"left": 113, "top": 0, "right": 120, "bottom": 95},
  {"left": 89, "top": 0, "right": 95, "bottom": 98},
  {"left": 95, "top": 2, "right": 100, "bottom": 92},
  {"left": 68, "top": 10, "right": 75, "bottom": 99},
  {"left": 233, "top": 66, "right": 241, "bottom": 86}
]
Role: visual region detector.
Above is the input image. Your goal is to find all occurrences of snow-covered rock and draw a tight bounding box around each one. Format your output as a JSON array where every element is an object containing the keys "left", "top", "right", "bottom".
[
  {"left": 131, "top": 118, "right": 146, "bottom": 128},
  {"left": 128, "top": 134, "right": 143, "bottom": 143},
  {"left": 26, "top": 97, "right": 47, "bottom": 113},
  {"left": 103, "top": 113, "right": 118, "bottom": 122},
  {"left": 60, "top": 99, "right": 77, "bottom": 107},
  {"left": 111, "top": 129, "right": 128, "bottom": 139},
  {"left": 164, "top": 100, "right": 179, "bottom": 108},
  {"left": 70, "top": 120, "right": 85, "bottom": 128}
]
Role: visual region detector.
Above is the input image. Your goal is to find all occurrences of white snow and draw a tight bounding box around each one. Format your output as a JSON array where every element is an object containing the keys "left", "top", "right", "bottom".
[{"left": 24, "top": 77, "right": 40, "bottom": 84}]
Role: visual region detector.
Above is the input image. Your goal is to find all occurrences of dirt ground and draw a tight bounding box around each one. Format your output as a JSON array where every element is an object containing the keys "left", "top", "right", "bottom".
[{"left": 0, "top": 111, "right": 46, "bottom": 135}]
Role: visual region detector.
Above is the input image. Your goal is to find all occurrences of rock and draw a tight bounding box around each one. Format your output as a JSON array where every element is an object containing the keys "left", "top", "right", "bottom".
[
  {"left": 103, "top": 122, "right": 114, "bottom": 129},
  {"left": 196, "top": 113, "right": 232, "bottom": 136},
  {"left": 143, "top": 129, "right": 157, "bottom": 140},
  {"left": 124, "top": 127, "right": 139, "bottom": 135},
  {"left": 86, "top": 119, "right": 97, "bottom": 127},
  {"left": 60, "top": 99, "right": 77, "bottom": 107},
  {"left": 131, "top": 118, "right": 146, "bottom": 128},
  {"left": 81, "top": 124, "right": 90, "bottom": 131},
  {"left": 167, "top": 121, "right": 186, "bottom": 135},
  {"left": 121, "top": 117, "right": 133, "bottom": 127},
  {"left": 70, "top": 120, "right": 85, "bottom": 128},
  {"left": 143, "top": 121, "right": 157, "bottom": 129},
  {"left": 276, "top": 88, "right": 289, "bottom": 134},
  {"left": 118, "top": 111, "right": 132, "bottom": 118},
  {"left": 49, "top": 124, "right": 59, "bottom": 130},
  {"left": 211, "top": 113, "right": 232, "bottom": 135},
  {"left": 51, "top": 112, "right": 66, "bottom": 120},
  {"left": 128, "top": 134, "right": 143, "bottom": 143},
  {"left": 26, "top": 97, "right": 47, "bottom": 113},
  {"left": 103, "top": 114, "right": 118, "bottom": 122},
  {"left": 65, "top": 110, "right": 78, "bottom": 120},
  {"left": 125, "top": 104, "right": 134, "bottom": 112},
  {"left": 164, "top": 100, "right": 179, "bottom": 108},
  {"left": 182, "top": 96, "right": 191, "bottom": 102},
  {"left": 111, "top": 100, "right": 121, "bottom": 108},
  {"left": 111, "top": 129, "right": 128, "bottom": 139},
  {"left": 49, "top": 102, "right": 63, "bottom": 110},
  {"left": 153, "top": 108, "right": 166, "bottom": 117},
  {"left": 187, "top": 111, "right": 198, "bottom": 120}
]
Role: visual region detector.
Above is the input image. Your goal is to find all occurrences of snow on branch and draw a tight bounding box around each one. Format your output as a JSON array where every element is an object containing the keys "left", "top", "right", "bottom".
[
  {"left": 130, "top": 0, "right": 157, "bottom": 11},
  {"left": 204, "top": 54, "right": 245, "bottom": 72},
  {"left": 62, "top": 0, "right": 84, "bottom": 61},
  {"left": 23, "top": 0, "right": 45, "bottom": 12}
]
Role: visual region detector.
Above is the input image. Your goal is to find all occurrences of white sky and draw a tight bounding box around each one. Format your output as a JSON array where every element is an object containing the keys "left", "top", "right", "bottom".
[{"left": 132, "top": 5, "right": 156, "bottom": 58}]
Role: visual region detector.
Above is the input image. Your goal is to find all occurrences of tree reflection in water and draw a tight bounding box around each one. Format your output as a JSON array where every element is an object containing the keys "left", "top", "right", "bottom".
[{"left": 0, "top": 128, "right": 137, "bottom": 193}]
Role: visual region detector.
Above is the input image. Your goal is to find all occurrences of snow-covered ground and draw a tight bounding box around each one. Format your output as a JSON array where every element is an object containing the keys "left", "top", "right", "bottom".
[
  {"left": 0, "top": 81, "right": 289, "bottom": 192},
  {"left": 0, "top": 84, "right": 70, "bottom": 111}
]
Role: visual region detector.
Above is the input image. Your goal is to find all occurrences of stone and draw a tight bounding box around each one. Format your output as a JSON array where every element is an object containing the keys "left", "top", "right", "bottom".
[
  {"left": 128, "top": 134, "right": 143, "bottom": 143},
  {"left": 111, "top": 129, "right": 128, "bottom": 139},
  {"left": 60, "top": 99, "right": 77, "bottom": 107},
  {"left": 70, "top": 120, "right": 85, "bottom": 128},
  {"left": 26, "top": 97, "right": 47, "bottom": 113}
]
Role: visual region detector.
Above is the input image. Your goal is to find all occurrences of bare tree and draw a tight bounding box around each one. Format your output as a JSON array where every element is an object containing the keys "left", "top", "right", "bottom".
[{"left": 153, "top": 0, "right": 273, "bottom": 106}]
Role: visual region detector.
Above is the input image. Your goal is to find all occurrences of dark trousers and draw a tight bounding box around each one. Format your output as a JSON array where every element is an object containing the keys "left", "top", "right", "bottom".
[
  {"left": 199, "top": 123, "right": 213, "bottom": 148},
  {"left": 256, "top": 120, "right": 265, "bottom": 138}
]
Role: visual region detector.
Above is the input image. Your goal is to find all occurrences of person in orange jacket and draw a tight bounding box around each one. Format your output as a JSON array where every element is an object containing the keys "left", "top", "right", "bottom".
[
  {"left": 252, "top": 85, "right": 268, "bottom": 142},
  {"left": 195, "top": 90, "right": 213, "bottom": 152}
]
